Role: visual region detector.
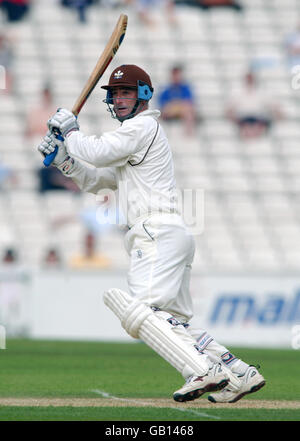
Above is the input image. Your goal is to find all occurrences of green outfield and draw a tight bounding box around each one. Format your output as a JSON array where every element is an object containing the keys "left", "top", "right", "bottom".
[{"left": 0, "top": 339, "right": 299, "bottom": 421}]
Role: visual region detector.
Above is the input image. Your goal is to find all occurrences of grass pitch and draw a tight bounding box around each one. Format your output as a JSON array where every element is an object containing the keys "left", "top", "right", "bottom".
[{"left": 0, "top": 339, "right": 299, "bottom": 421}]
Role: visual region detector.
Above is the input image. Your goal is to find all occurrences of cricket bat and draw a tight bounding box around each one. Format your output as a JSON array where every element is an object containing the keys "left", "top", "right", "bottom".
[{"left": 43, "top": 13, "right": 128, "bottom": 167}]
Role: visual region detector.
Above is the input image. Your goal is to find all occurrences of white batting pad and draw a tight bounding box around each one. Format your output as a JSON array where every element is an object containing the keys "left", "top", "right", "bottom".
[{"left": 103, "top": 288, "right": 208, "bottom": 378}]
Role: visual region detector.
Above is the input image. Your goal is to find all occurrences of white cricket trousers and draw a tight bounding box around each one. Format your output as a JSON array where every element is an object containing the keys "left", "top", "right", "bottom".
[{"left": 124, "top": 214, "right": 195, "bottom": 323}]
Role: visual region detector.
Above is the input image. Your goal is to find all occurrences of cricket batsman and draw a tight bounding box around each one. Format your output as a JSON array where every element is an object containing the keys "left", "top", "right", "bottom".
[{"left": 38, "top": 65, "right": 265, "bottom": 403}]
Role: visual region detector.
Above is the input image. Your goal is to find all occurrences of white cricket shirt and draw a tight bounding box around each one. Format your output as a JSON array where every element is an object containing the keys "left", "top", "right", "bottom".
[{"left": 66, "top": 109, "right": 180, "bottom": 227}]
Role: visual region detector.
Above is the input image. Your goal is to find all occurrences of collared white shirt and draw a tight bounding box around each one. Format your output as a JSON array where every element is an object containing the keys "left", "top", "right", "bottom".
[{"left": 66, "top": 110, "right": 180, "bottom": 227}]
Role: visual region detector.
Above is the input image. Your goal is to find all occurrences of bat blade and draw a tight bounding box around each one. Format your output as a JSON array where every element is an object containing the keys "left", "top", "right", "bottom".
[
  {"left": 43, "top": 14, "right": 128, "bottom": 167},
  {"left": 72, "top": 13, "right": 128, "bottom": 116}
]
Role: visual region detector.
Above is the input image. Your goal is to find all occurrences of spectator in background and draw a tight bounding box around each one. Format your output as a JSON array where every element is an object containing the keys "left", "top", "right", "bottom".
[
  {"left": 127, "top": 0, "right": 177, "bottom": 28},
  {"left": 0, "top": 161, "right": 13, "bottom": 189},
  {"left": 174, "top": 0, "right": 242, "bottom": 11},
  {"left": 285, "top": 22, "right": 300, "bottom": 69},
  {"left": 60, "top": 0, "right": 95, "bottom": 23},
  {"left": 47, "top": 193, "right": 124, "bottom": 270},
  {"left": 2, "top": 248, "right": 18, "bottom": 264},
  {"left": 158, "top": 65, "right": 197, "bottom": 136},
  {"left": 225, "top": 70, "right": 283, "bottom": 139},
  {"left": 0, "top": 0, "right": 31, "bottom": 22},
  {"left": 69, "top": 232, "right": 112, "bottom": 269},
  {"left": 0, "top": 32, "right": 14, "bottom": 94},
  {"left": 0, "top": 157, "right": 17, "bottom": 190},
  {"left": 0, "top": 162, "right": 10, "bottom": 188},
  {"left": 25, "top": 84, "right": 57, "bottom": 143},
  {"left": 43, "top": 248, "right": 62, "bottom": 268},
  {"left": 38, "top": 166, "right": 80, "bottom": 193}
]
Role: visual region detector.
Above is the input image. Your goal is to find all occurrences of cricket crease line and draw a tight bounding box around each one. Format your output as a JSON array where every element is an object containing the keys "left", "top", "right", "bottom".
[{"left": 90, "top": 389, "right": 220, "bottom": 420}]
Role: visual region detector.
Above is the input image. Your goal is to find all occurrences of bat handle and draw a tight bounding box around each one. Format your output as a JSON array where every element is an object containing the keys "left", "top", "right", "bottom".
[{"left": 43, "top": 131, "right": 64, "bottom": 167}]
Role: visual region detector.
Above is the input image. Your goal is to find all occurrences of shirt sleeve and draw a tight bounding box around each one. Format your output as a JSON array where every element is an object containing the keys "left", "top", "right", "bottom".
[
  {"left": 65, "top": 117, "right": 153, "bottom": 168},
  {"left": 66, "top": 160, "right": 117, "bottom": 194}
]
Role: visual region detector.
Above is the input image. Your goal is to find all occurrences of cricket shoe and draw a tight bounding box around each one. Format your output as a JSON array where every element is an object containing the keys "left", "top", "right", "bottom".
[
  {"left": 173, "top": 363, "right": 229, "bottom": 403},
  {"left": 207, "top": 365, "right": 266, "bottom": 403}
]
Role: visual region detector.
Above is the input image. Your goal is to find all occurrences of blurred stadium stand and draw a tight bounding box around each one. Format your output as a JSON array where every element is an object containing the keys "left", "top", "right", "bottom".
[{"left": 1, "top": 0, "right": 300, "bottom": 273}]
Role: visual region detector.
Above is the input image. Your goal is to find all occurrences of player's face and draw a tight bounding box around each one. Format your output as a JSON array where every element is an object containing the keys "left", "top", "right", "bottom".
[{"left": 111, "top": 87, "right": 138, "bottom": 119}]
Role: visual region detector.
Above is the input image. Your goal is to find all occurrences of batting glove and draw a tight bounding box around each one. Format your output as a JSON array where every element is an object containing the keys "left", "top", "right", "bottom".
[
  {"left": 47, "top": 108, "right": 80, "bottom": 138},
  {"left": 38, "top": 131, "right": 75, "bottom": 175}
]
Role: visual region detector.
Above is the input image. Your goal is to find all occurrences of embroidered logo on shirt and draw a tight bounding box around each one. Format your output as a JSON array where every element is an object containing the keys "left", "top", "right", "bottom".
[{"left": 114, "top": 70, "right": 124, "bottom": 79}]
